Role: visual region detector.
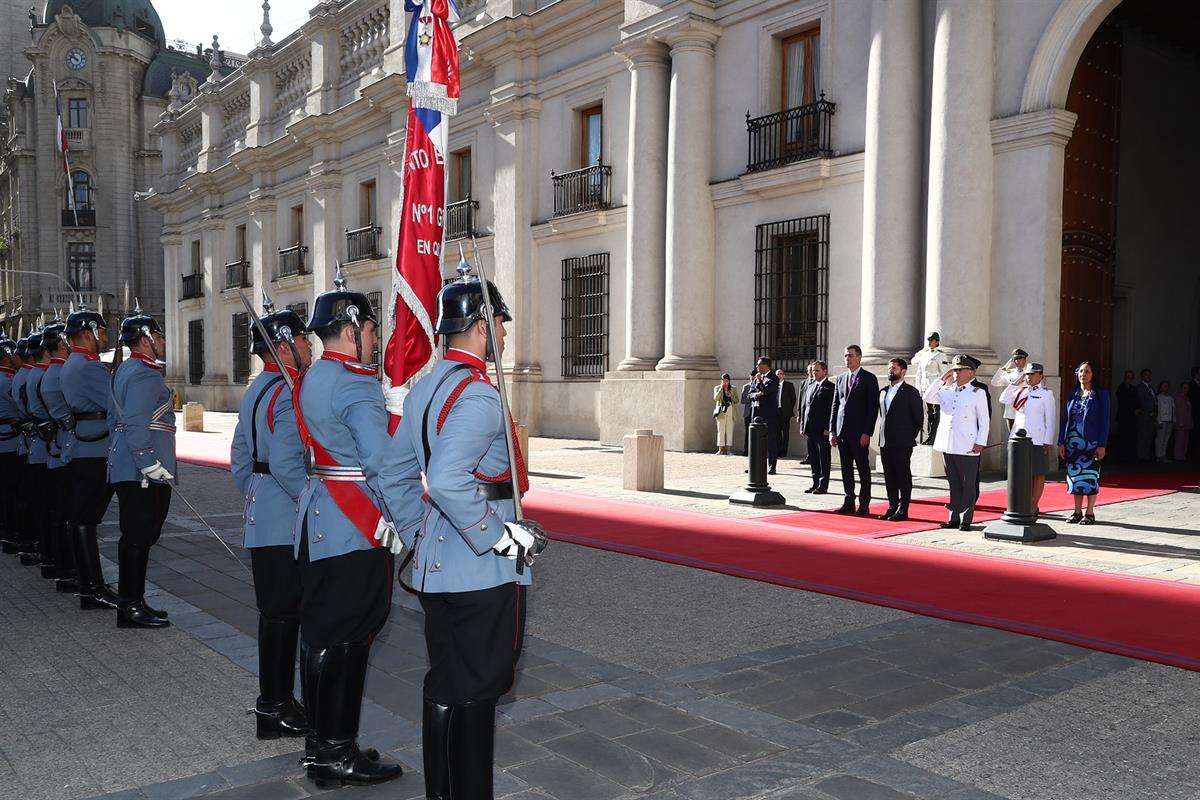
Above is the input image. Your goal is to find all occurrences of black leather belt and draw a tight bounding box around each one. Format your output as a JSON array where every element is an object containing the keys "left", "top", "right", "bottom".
[
  {"left": 478, "top": 482, "right": 514, "bottom": 501},
  {"left": 252, "top": 461, "right": 271, "bottom": 475},
  {"left": 74, "top": 411, "right": 107, "bottom": 421}
]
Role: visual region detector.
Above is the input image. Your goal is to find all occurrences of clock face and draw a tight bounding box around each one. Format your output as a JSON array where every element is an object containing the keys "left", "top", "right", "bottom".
[{"left": 66, "top": 48, "right": 86, "bottom": 71}]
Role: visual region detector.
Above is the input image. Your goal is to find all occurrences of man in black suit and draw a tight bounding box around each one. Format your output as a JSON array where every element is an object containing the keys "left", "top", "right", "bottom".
[
  {"left": 750, "top": 357, "right": 780, "bottom": 474},
  {"left": 777, "top": 368, "right": 798, "bottom": 459},
  {"left": 800, "top": 360, "right": 833, "bottom": 493},
  {"left": 739, "top": 370, "right": 757, "bottom": 456},
  {"left": 877, "top": 358, "right": 924, "bottom": 521},
  {"left": 829, "top": 345, "right": 880, "bottom": 516}
]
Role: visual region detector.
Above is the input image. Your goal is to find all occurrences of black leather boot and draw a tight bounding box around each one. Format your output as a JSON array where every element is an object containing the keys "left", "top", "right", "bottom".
[
  {"left": 76, "top": 525, "right": 118, "bottom": 610},
  {"left": 117, "top": 600, "right": 171, "bottom": 628},
  {"left": 449, "top": 700, "right": 497, "bottom": 800},
  {"left": 305, "top": 643, "right": 403, "bottom": 788},
  {"left": 54, "top": 521, "right": 78, "bottom": 590},
  {"left": 256, "top": 617, "right": 308, "bottom": 739},
  {"left": 422, "top": 699, "right": 453, "bottom": 800}
]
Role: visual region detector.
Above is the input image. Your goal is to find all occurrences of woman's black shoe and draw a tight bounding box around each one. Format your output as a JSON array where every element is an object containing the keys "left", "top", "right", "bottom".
[{"left": 1067, "top": 512, "right": 1083, "bottom": 524}]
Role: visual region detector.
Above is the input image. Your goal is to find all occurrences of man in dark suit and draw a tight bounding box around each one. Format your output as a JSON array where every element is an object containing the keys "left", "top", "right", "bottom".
[
  {"left": 876, "top": 358, "right": 924, "bottom": 521},
  {"left": 739, "top": 370, "right": 757, "bottom": 456},
  {"left": 1136, "top": 368, "right": 1156, "bottom": 462},
  {"left": 750, "top": 357, "right": 780, "bottom": 473},
  {"left": 800, "top": 360, "right": 833, "bottom": 493},
  {"left": 777, "top": 368, "right": 797, "bottom": 458},
  {"left": 829, "top": 345, "right": 880, "bottom": 515}
]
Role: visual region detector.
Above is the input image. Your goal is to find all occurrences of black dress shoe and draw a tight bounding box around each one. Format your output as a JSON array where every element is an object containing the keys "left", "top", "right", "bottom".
[
  {"left": 939, "top": 522, "right": 958, "bottom": 529},
  {"left": 142, "top": 600, "right": 169, "bottom": 620},
  {"left": 854, "top": 507, "right": 872, "bottom": 517},
  {"left": 878, "top": 511, "right": 896, "bottom": 521},
  {"left": 117, "top": 602, "right": 171, "bottom": 629},
  {"left": 767, "top": 468, "right": 777, "bottom": 475},
  {"left": 812, "top": 488, "right": 827, "bottom": 495},
  {"left": 834, "top": 503, "right": 856, "bottom": 515},
  {"left": 890, "top": 513, "right": 909, "bottom": 522},
  {"left": 257, "top": 696, "right": 309, "bottom": 740},
  {"left": 959, "top": 523, "right": 972, "bottom": 531},
  {"left": 80, "top": 584, "right": 119, "bottom": 610}
]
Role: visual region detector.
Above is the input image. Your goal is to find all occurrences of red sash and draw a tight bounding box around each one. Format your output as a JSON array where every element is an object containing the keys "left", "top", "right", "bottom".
[{"left": 435, "top": 368, "right": 529, "bottom": 494}]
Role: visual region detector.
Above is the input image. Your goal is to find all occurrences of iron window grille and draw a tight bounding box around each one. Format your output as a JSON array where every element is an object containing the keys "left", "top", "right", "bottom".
[
  {"left": 365, "top": 291, "right": 383, "bottom": 376},
  {"left": 232, "top": 312, "right": 250, "bottom": 384},
  {"left": 287, "top": 302, "right": 308, "bottom": 326},
  {"left": 278, "top": 243, "right": 309, "bottom": 278},
  {"left": 745, "top": 94, "right": 836, "bottom": 173},
  {"left": 560, "top": 253, "right": 610, "bottom": 379},
  {"left": 181, "top": 273, "right": 204, "bottom": 300},
  {"left": 68, "top": 242, "right": 95, "bottom": 291},
  {"left": 187, "top": 319, "right": 205, "bottom": 386},
  {"left": 754, "top": 215, "right": 829, "bottom": 374},
  {"left": 345, "top": 225, "right": 382, "bottom": 263},
  {"left": 551, "top": 161, "right": 611, "bottom": 217},
  {"left": 445, "top": 198, "right": 479, "bottom": 241},
  {"left": 225, "top": 260, "right": 251, "bottom": 290}
]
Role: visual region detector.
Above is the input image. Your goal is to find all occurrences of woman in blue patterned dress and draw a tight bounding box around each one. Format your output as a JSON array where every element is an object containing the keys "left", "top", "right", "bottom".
[{"left": 1057, "top": 361, "right": 1110, "bottom": 525}]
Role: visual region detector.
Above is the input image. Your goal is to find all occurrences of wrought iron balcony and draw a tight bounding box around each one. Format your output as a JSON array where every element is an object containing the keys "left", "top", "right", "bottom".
[
  {"left": 277, "top": 243, "right": 309, "bottom": 278},
  {"left": 445, "top": 198, "right": 479, "bottom": 242},
  {"left": 225, "top": 259, "right": 251, "bottom": 290},
  {"left": 345, "top": 225, "right": 382, "bottom": 263},
  {"left": 551, "top": 161, "right": 612, "bottom": 218},
  {"left": 181, "top": 273, "right": 204, "bottom": 300},
  {"left": 745, "top": 94, "right": 836, "bottom": 174},
  {"left": 61, "top": 209, "right": 96, "bottom": 227}
]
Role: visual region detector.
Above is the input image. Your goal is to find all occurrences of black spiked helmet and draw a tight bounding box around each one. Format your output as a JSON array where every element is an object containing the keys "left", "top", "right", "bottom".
[
  {"left": 15, "top": 336, "right": 30, "bottom": 359},
  {"left": 0, "top": 335, "right": 15, "bottom": 358},
  {"left": 65, "top": 307, "right": 107, "bottom": 336},
  {"left": 40, "top": 321, "right": 68, "bottom": 352},
  {"left": 119, "top": 301, "right": 164, "bottom": 345},
  {"left": 307, "top": 264, "right": 377, "bottom": 333},
  {"left": 435, "top": 263, "right": 512, "bottom": 335},
  {"left": 251, "top": 290, "right": 308, "bottom": 355}
]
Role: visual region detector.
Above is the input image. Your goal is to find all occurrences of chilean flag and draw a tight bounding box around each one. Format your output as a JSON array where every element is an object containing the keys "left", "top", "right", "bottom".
[
  {"left": 383, "top": 0, "right": 461, "bottom": 429},
  {"left": 54, "top": 82, "right": 76, "bottom": 216}
]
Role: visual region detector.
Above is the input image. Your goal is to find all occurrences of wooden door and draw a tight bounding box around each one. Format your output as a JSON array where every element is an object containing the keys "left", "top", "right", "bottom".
[{"left": 1060, "top": 22, "right": 1121, "bottom": 389}]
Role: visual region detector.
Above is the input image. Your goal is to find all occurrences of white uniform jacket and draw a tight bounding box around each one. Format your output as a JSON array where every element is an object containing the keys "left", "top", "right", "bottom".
[
  {"left": 923, "top": 381, "right": 990, "bottom": 456},
  {"left": 990, "top": 365, "right": 1021, "bottom": 421},
  {"left": 999, "top": 382, "right": 1057, "bottom": 446},
  {"left": 913, "top": 347, "right": 948, "bottom": 394}
]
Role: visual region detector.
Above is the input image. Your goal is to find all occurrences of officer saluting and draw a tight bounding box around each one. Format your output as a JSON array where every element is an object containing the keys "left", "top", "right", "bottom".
[
  {"left": 61, "top": 306, "right": 120, "bottom": 610},
  {"left": 230, "top": 293, "right": 311, "bottom": 740},
  {"left": 108, "top": 305, "right": 176, "bottom": 629},
  {"left": 292, "top": 269, "right": 404, "bottom": 788},
  {"left": 390, "top": 262, "right": 546, "bottom": 800},
  {"left": 0, "top": 334, "right": 22, "bottom": 554}
]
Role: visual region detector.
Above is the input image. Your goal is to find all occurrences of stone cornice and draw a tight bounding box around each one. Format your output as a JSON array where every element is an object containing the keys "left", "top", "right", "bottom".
[
  {"left": 305, "top": 169, "right": 342, "bottom": 194},
  {"left": 360, "top": 73, "right": 409, "bottom": 114},
  {"left": 660, "top": 16, "right": 722, "bottom": 53},
  {"left": 990, "top": 109, "right": 1078, "bottom": 154},
  {"left": 487, "top": 85, "right": 542, "bottom": 126},
  {"left": 531, "top": 206, "right": 627, "bottom": 241},
  {"left": 620, "top": 1, "right": 719, "bottom": 42},
  {"left": 711, "top": 151, "right": 865, "bottom": 207},
  {"left": 612, "top": 35, "right": 671, "bottom": 68}
]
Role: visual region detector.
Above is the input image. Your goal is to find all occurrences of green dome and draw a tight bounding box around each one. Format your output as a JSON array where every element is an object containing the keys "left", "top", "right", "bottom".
[{"left": 43, "top": 0, "right": 166, "bottom": 48}]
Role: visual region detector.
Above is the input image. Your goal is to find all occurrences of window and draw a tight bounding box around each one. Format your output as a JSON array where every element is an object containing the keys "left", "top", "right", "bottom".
[
  {"left": 579, "top": 105, "right": 603, "bottom": 168},
  {"left": 68, "top": 242, "right": 95, "bottom": 291},
  {"left": 366, "top": 291, "right": 383, "bottom": 375},
  {"left": 754, "top": 215, "right": 829, "bottom": 374},
  {"left": 287, "top": 302, "right": 308, "bottom": 324},
  {"left": 190, "top": 239, "right": 202, "bottom": 273},
  {"left": 187, "top": 319, "right": 205, "bottom": 386},
  {"left": 290, "top": 205, "right": 304, "bottom": 246},
  {"left": 782, "top": 27, "right": 821, "bottom": 110},
  {"left": 450, "top": 149, "right": 472, "bottom": 202},
  {"left": 560, "top": 253, "right": 609, "bottom": 379},
  {"left": 232, "top": 312, "right": 250, "bottom": 384},
  {"left": 67, "top": 98, "right": 88, "bottom": 129},
  {"left": 358, "top": 181, "right": 377, "bottom": 227},
  {"left": 67, "top": 171, "right": 94, "bottom": 211},
  {"left": 234, "top": 224, "right": 247, "bottom": 262}
]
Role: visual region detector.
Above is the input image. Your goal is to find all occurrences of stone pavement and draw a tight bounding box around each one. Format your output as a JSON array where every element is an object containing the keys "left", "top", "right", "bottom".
[{"left": 5, "top": 462, "right": 1199, "bottom": 799}]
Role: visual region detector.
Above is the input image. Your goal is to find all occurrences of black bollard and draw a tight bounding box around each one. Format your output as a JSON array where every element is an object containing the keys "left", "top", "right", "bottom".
[
  {"left": 730, "top": 416, "right": 786, "bottom": 507},
  {"left": 983, "top": 428, "right": 1055, "bottom": 542}
]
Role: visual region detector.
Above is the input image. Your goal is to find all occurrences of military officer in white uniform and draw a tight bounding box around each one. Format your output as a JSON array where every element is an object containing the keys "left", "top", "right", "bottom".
[
  {"left": 913, "top": 331, "right": 948, "bottom": 445},
  {"left": 999, "top": 362, "right": 1057, "bottom": 514},
  {"left": 923, "top": 355, "right": 990, "bottom": 530},
  {"left": 991, "top": 347, "right": 1029, "bottom": 432}
]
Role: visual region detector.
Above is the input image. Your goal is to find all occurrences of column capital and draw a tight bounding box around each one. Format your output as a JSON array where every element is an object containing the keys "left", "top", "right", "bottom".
[
  {"left": 613, "top": 35, "right": 670, "bottom": 68},
  {"left": 661, "top": 18, "right": 721, "bottom": 54},
  {"left": 991, "top": 108, "right": 1078, "bottom": 154}
]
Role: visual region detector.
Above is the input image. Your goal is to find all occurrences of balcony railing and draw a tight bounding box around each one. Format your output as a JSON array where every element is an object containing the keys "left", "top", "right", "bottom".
[
  {"left": 225, "top": 259, "right": 251, "bottom": 290},
  {"left": 551, "top": 161, "right": 612, "bottom": 217},
  {"left": 445, "top": 198, "right": 479, "bottom": 241},
  {"left": 745, "top": 94, "right": 836, "bottom": 174},
  {"left": 345, "top": 224, "right": 382, "bottom": 263},
  {"left": 181, "top": 272, "right": 204, "bottom": 300},
  {"left": 277, "top": 243, "right": 309, "bottom": 278},
  {"left": 62, "top": 209, "right": 96, "bottom": 227}
]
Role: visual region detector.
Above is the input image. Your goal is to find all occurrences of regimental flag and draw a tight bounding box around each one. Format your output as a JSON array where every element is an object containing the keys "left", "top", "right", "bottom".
[
  {"left": 383, "top": 0, "right": 461, "bottom": 428},
  {"left": 54, "top": 82, "right": 76, "bottom": 220}
]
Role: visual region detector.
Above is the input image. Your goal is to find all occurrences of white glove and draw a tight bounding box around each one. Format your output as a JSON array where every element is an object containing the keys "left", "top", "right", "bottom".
[
  {"left": 140, "top": 461, "right": 174, "bottom": 483},
  {"left": 383, "top": 385, "right": 408, "bottom": 419},
  {"left": 492, "top": 520, "right": 545, "bottom": 561},
  {"left": 374, "top": 517, "right": 405, "bottom": 556}
]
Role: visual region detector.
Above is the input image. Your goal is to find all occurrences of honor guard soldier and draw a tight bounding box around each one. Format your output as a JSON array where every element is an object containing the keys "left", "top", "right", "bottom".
[
  {"left": 292, "top": 271, "right": 405, "bottom": 788},
  {"left": 391, "top": 269, "right": 546, "bottom": 800},
  {"left": 0, "top": 334, "right": 22, "bottom": 553},
  {"left": 6, "top": 337, "right": 37, "bottom": 557},
  {"left": 230, "top": 295, "right": 312, "bottom": 740},
  {"left": 39, "top": 320, "right": 79, "bottom": 590},
  {"left": 61, "top": 307, "right": 120, "bottom": 610},
  {"left": 23, "top": 328, "right": 53, "bottom": 570},
  {"left": 109, "top": 306, "right": 175, "bottom": 629}
]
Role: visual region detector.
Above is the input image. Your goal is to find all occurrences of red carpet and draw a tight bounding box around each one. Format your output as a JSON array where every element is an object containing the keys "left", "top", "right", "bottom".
[
  {"left": 760, "top": 477, "right": 1195, "bottom": 539},
  {"left": 176, "top": 435, "right": 1200, "bottom": 671}
]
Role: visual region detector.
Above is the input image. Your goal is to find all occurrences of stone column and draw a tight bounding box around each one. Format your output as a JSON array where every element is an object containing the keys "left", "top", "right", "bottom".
[
  {"left": 924, "top": 0, "right": 996, "bottom": 356},
  {"left": 615, "top": 38, "right": 669, "bottom": 371},
  {"left": 160, "top": 231, "right": 184, "bottom": 390},
  {"left": 244, "top": 55, "right": 275, "bottom": 149},
  {"left": 195, "top": 87, "right": 225, "bottom": 173},
  {"left": 656, "top": 21, "right": 721, "bottom": 373},
  {"left": 306, "top": 7, "right": 342, "bottom": 116},
  {"left": 200, "top": 210, "right": 229, "bottom": 403},
  {"left": 860, "top": 0, "right": 923, "bottom": 365},
  {"left": 246, "top": 185, "right": 276, "bottom": 293},
  {"left": 305, "top": 149, "right": 342, "bottom": 296}
]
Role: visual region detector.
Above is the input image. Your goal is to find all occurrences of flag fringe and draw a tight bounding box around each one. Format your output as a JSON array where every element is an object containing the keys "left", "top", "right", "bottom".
[{"left": 407, "top": 82, "right": 458, "bottom": 116}]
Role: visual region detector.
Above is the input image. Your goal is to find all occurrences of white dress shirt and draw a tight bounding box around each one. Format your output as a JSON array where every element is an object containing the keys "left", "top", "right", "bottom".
[
  {"left": 923, "top": 380, "right": 990, "bottom": 455},
  {"left": 999, "top": 382, "right": 1057, "bottom": 446}
]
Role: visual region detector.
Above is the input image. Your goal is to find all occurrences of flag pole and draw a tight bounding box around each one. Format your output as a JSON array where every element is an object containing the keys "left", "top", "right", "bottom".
[{"left": 54, "top": 81, "right": 78, "bottom": 228}]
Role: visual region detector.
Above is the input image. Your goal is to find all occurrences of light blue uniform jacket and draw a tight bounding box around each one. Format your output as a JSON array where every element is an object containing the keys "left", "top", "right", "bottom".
[
  {"left": 0, "top": 369, "right": 19, "bottom": 454},
  {"left": 40, "top": 360, "right": 71, "bottom": 469},
  {"left": 292, "top": 355, "right": 406, "bottom": 562},
  {"left": 12, "top": 367, "right": 30, "bottom": 456},
  {"left": 391, "top": 354, "right": 531, "bottom": 594},
  {"left": 232, "top": 367, "right": 306, "bottom": 549},
  {"left": 61, "top": 351, "right": 113, "bottom": 461},
  {"left": 108, "top": 355, "right": 176, "bottom": 484},
  {"left": 24, "top": 366, "right": 49, "bottom": 466}
]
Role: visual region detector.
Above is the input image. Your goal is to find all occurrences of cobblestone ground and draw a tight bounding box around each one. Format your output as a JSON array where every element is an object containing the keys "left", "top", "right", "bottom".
[{"left": 1, "top": 461, "right": 1192, "bottom": 799}]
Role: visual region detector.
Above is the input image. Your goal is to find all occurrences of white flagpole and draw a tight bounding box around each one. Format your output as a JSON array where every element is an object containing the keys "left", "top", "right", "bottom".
[{"left": 55, "top": 81, "right": 78, "bottom": 227}]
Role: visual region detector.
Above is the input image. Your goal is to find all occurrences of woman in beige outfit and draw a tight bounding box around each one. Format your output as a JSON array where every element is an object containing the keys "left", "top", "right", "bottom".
[{"left": 713, "top": 373, "right": 738, "bottom": 454}]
